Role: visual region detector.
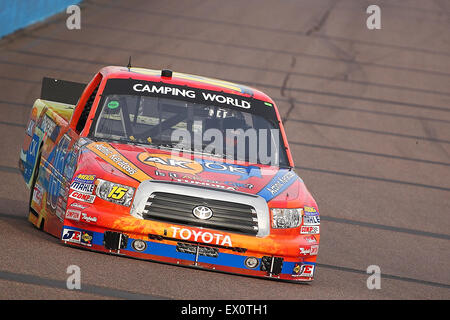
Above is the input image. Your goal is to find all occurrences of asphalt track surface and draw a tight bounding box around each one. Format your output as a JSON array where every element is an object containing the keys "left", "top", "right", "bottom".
[{"left": 0, "top": 0, "right": 449, "bottom": 300}]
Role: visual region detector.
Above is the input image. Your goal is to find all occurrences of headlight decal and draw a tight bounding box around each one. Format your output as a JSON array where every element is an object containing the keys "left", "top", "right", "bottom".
[
  {"left": 271, "top": 208, "right": 302, "bottom": 229},
  {"left": 95, "top": 179, "right": 135, "bottom": 206}
]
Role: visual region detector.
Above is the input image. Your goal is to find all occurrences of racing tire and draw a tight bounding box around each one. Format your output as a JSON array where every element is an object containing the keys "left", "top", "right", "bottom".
[{"left": 28, "top": 148, "right": 43, "bottom": 230}]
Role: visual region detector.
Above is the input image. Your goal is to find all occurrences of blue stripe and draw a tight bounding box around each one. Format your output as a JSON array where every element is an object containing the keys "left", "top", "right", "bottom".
[
  {"left": 257, "top": 169, "right": 300, "bottom": 201},
  {"left": 61, "top": 226, "right": 314, "bottom": 275}
]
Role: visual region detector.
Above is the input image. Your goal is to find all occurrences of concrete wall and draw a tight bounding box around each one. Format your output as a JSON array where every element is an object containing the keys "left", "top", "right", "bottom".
[{"left": 0, "top": 0, "right": 82, "bottom": 39}]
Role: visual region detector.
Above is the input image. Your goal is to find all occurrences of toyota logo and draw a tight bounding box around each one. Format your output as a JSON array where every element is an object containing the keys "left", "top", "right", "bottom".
[{"left": 192, "top": 206, "right": 213, "bottom": 220}]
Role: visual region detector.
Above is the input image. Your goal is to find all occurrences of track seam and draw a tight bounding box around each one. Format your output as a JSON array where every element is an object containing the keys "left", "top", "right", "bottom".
[
  {"left": 295, "top": 166, "right": 450, "bottom": 192},
  {"left": 0, "top": 270, "right": 169, "bottom": 300},
  {"left": 86, "top": 0, "right": 450, "bottom": 58},
  {"left": 290, "top": 141, "right": 450, "bottom": 167},
  {"left": 6, "top": 48, "right": 450, "bottom": 114},
  {"left": 316, "top": 263, "right": 450, "bottom": 289},
  {"left": 320, "top": 216, "right": 450, "bottom": 240}
]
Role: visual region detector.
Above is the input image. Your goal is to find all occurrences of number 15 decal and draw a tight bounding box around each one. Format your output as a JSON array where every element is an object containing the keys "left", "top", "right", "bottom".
[{"left": 107, "top": 186, "right": 129, "bottom": 200}]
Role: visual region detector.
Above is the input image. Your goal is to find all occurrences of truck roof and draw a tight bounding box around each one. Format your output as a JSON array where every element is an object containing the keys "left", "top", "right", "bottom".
[{"left": 99, "top": 66, "right": 275, "bottom": 104}]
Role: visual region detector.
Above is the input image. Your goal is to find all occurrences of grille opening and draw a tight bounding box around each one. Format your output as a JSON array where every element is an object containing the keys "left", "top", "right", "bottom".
[
  {"left": 143, "top": 192, "right": 259, "bottom": 236},
  {"left": 176, "top": 242, "right": 219, "bottom": 258}
]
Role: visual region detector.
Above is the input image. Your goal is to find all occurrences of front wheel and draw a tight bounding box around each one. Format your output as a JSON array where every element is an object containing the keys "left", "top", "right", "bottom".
[{"left": 28, "top": 150, "right": 43, "bottom": 230}]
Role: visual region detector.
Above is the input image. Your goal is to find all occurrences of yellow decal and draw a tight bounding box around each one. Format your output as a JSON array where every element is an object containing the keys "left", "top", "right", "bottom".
[
  {"left": 137, "top": 152, "right": 203, "bottom": 174},
  {"left": 107, "top": 186, "right": 129, "bottom": 200},
  {"left": 304, "top": 206, "right": 318, "bottom": 214},
  {"left": 86, "top": 142, "right": 151, "bottom": 182}
]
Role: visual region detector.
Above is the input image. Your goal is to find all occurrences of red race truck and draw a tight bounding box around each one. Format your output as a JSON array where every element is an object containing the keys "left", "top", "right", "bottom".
[{"left": 19, "top": 66, "right": 320, "bottom": 282}]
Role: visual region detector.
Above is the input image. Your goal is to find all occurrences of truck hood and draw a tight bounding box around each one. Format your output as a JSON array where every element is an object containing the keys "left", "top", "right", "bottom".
[{"left": 81, "top": 140, "right": 305, "bottom": 202}]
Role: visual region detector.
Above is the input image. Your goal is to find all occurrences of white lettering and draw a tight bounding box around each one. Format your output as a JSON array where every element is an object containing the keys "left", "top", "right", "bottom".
[
  {"left": 201, "top": 232, "right": 213, "bottom": 243},
  {"left": 170, "top": 227, "right": 233, "bottom": 246},
  {"left": 180, "top": 228, "right": 191, "bottom": 240},
  {"left": 221, "top": 235, "right": 232, "bottom": 247},
  {"left": 170, "top": 226, "right": 180, "bottom": 238}
]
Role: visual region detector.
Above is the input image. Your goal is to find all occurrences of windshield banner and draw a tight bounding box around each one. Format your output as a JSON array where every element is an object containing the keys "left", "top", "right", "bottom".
[{"left": 101, "top": 79, "right": 278, "bottom": 120}]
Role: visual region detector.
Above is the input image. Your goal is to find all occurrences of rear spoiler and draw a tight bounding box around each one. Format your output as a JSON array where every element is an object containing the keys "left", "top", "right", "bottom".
[{"left": 40, "top": 77, "right": 87, "bottom": 105}]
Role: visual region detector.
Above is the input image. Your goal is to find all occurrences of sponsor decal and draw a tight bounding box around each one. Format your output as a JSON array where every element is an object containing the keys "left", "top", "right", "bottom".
[
  {"left": 86, "top": 142, "right": 151, "bottom": 182},
  {"left": 70, "top": 202, "right": 88, "bottom": 210},
  {"left": 303, "top": 215, "right": 320, "bottom": 225},
  {"left": 95, "top": 144, "right": 137, "bottom": 175},
  {"left": 26, "top": 119, "right": 35, "bottom": 136},
  {"left": 200, "top": 161, "right": 261, "bottom": 181},
  {"left": 81, "top": 213, "right": 98, "bottom": 224},
  {"left": 304, "top": 206, "right": 319, "bottom": 216},
  {"left": 170, "top": 226, "right": 232, "bottom": 247},
  {"left": 73, "top": 174, "right": 96, "bottom": 184},
  {"left": 300, "top": 225, "right": 320, "bottom": 235},
  {"left": 299, "top": 245, "right": 319, "bottom": 256},
  {"left": 132, "top": 83, "right": 251, "bottom": 109},
  {"left": 32, "top": 183, "right": 43, "bottom": 206},
  {"left": 299, "top": 247, "right": 311, "bottom": 256},
  {"left": 80, "top": 231, "right": 94, "bottom": 246},
  {"left": 174, "top": 177, "right": 236, "bottom": 190},
  {"left": 201, "top": 92, "right": 251, "bottom": 109},
  {"left": 106, "top": 186, "right": 130, "bottom": 200},
  {"left": 133, "top": 84, "right": 196, "bottom": 98},
  {"left": 265, "top": 171, "right": 296, "bottom": 196},
  {"left": 62, "top": 229, "right": 81, "bottom": 244},
  {"left": 107, "top": 100, "right": 120, "bottom": 109},
  {"left": 293, "top": 263, "right": 301, "bottom": 275},
  {"left": 56, "top": 196, "right": 66, "bottom": 220},
  {"left": 138, "top": 153, "right": 203, "bottom": 174},
  {"left": 293, "top": 263, "right": 315, "bottom": 277},
  {"left": 40, "top": 114, "right": 56, "bottom": 137},
  {"left": 223, "top": 181, "right": 254, "bottom": 189},
  {"left": 104, "top": 79, "right": 278, "bottom": 129},
  {"left": 70, "top": 181, "right": 95, "bottom": 194},
  {"left": 69, "top": 191, "right": 95, "bottom": 203},
  {"left": 65, "top": 209, "right": 81, "bottom": 221},
  {"left": 303, "top": 235, "right": 318, "bottom": 243},
  {"left": 257, "top": 170, "right": 299, "bottom": 201}
]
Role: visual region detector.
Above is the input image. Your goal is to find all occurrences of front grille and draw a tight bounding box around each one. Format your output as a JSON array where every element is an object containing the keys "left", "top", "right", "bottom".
[
  {"left": 176, "top": 242, "right": 219, "bottom": 258},
  {"left": 143, "top": 192, "right": 259, "bottom": 235}
]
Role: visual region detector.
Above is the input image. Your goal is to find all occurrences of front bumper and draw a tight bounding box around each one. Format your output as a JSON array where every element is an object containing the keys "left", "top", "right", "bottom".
[{"left": 61, "top": 218, "right": 319, "bottom": 282}]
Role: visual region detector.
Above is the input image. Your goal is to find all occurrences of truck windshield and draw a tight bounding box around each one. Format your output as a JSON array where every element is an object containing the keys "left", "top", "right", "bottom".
[{"left": 92, "top": 94, "right": 289, "bottom": 167}]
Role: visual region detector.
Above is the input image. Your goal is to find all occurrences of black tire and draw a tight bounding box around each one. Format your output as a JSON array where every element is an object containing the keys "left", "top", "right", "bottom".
[{"left": 28, "top": 149, "right": 42, "bottom": 226}]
